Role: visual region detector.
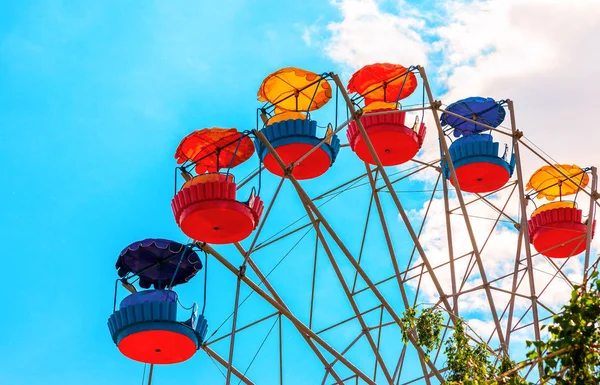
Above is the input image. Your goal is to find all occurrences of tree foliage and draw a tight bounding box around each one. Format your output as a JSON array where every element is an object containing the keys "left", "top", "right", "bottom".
[
  {"left": 526, "top": 271, "right": 600, "bottom": 384},
  {"left": 444, "top": 319, "right": 495, "bottom": 383},
  {"left": 400, "top": 268, "right": 600, "bottom": 384},
  {"left": 400, "top": 306, "right": 443, "bottom": 357}
]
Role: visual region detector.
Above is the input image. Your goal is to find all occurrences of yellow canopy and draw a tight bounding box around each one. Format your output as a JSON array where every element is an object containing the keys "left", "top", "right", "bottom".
[
  {"left": 258, "top": 67, "right": 331, "bottom": 111},
  {"left": 531, "top": 201, "right": 577, "bottom": 217},
  {"left": 526, "top": 164, "right": 589, "bottom": 200},
  {"left": 267, "top": 109, "right": 307, "bottom": 125}
]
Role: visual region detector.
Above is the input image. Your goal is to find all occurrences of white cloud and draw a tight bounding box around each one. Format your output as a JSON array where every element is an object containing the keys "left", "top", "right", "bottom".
[
  {"left": 324, "top": 0, "right": 429, "bottom": 75},
  {"left": 432, "top": 0, "right": 600, "bottom": 173},
  {"left": 322, "top": 0, "right": 600, "bottom": 171},
  {"left": 317, "top": 0, "right": 600, "bottom": 351}
]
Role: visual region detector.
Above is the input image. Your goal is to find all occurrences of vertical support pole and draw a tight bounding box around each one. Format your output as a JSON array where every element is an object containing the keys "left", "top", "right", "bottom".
[
  {"left": 226, "top": 268, "right": 244, "bottom": 384},
  {"left": 504, "top": 230, "right": 525, "bottom": 348},
  {"left": 393, "top": 344, "right": 408, "bottom": 383},
  {"left": 507, "top": 99, "right": 543, "bottom": 377},
  {"left": 147, "top": 364, "right": 154, "bottom": 385},
  {"left": 279, "top": 314, "right": 283, "bottom": 385},
  {"left": 373, "top": 306, "right": 384, "bottom": 381},
  {"left": 351, "top": 186, "right": 375, "bottom": 293},
  {"left": 584, "top": 166, "right": 598, "bottom": 276},
  {"left": 309, "top": 232, "right": 319, "bottom": 329},
  {"left": 442, "top": 176, "right": 458, "bottom": 313},
  {"left": 241, "top": 176, "right": 286, "bottom": 262},
  {"left": 418, "top": 65, "right": 507, "bottom": 352}
]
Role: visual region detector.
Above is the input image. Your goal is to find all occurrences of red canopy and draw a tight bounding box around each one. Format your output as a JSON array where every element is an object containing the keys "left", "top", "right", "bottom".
[
  {"left": 174, "top": 128, "right": 254, "bottom": 174},
  {"left": 347, "top": 63, "right": 417, "bottom": 102}
]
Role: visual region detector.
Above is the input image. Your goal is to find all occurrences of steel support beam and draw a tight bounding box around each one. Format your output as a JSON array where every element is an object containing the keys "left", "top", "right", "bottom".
[
  {"left": 507, "top": 99, "right": 543, "bottom": 377},
  {"left": 254, "top": 122, "right": 445, "bottom": 382},
  {"left": 419, "top": 65, "right": 507, "bottom": 352},
  {"left": 201, "top": 243, "right": 372, "bottom": 384}
]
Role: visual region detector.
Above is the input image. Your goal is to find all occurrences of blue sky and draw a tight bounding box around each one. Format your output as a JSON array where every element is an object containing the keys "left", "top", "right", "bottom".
[{"left": 0, "top": 1, "right": 502, "bottom": 384}]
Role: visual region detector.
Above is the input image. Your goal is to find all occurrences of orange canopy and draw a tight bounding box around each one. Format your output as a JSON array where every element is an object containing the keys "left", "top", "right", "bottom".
[
  {"left": 363, "top": 99, "right": 398, "bottom": 112},
  {"left": 182, "top": 173, "right": 234, "bottom": 189},
  {"left": 347, "top": 63, "right": 417, "bottom": 102},
  {"left": 258, "top": 67, "right": 331, "bottom": 111},
  {"left": 526, "top": 164, "right": 589, "bottom": 200},
  {"left": 175, "top": 128, "right": 255, "bottom": 174}
]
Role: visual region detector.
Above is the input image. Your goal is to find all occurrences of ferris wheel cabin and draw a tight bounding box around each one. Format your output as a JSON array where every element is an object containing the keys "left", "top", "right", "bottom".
[
  {"left": 526, "top": 165, "right": 596, "bottom": 259},
  {"left": 172, "top": 173, "right": 264, "bottom": 244},
  {"left": 255, "top": 118, "right": 340, "bottom": 180},
  {"left": 108, "top": 239, "right": 208, "bottom": 364},
  {"left": 346, "top": 63, "right": 426, "bottom": 167},
  {"left": 528, "top": 202, "right": 596, "bottom": 259},
  {"left": 441, "top": 97, "right": 515, "bottom": 193},
  {"left": 108, "top": 290, "right": 208, "bottom": 365},
  {"left": 255, "top": 68, "right": 341, "bottom": 180},
  {"left": 442, "top": 133, "right": 515, "bottom": 193},
  {"left": 347, "top": 109, "right": 426, "bottom": 166},
  {"left": 172, "top": 128, "right": 264, "bottom": 244}
]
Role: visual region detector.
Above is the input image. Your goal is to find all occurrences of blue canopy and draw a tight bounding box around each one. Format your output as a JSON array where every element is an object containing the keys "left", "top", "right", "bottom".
[
  {"left": 119, "top": 289, "right": 178, "bottom": 309},
  {"left": 116, "top": 238, "right": 202, "bottom": 289},
  {"left": 441, "top": 97, "right": 506, "bottom": 137}
]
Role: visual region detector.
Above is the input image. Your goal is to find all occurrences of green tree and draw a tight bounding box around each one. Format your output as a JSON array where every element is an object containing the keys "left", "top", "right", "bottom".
[
  {"left": 444, "top": 319, "right": 495, "bottom": 383},
  {"left": 400, "top": 306, "right": 444, "bottom": 358},
  {"left": 400, "top": 267, "right": 600, "bottom": 384},
  {"left": 526, "top": 271, "right": 600, "bottom": 384}
]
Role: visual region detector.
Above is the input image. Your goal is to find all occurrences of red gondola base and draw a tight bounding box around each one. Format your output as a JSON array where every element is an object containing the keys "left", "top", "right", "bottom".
[
  {"left": 263, "top": 143, "right": 332, "bottom": 180},
  {"left": 118, "top": 329, "right": 197, "bottom": 365},
  {"left": 347, "top": 111, "right": 424, "bottom": 166},
  {"left": 531, "top": 222, "right": 589, "bottom": 259},
  {"left": 172, "top": 178, "right": 263, "bottom": 244},
  {"left": 179, "top": 200, "right": 258, "bottom": 244},
  {"left": 528, "top": 207, "right": 596, "bottom": 259},
  {"left": 449, "top": 162, "right": 511, "bottom": 194}
]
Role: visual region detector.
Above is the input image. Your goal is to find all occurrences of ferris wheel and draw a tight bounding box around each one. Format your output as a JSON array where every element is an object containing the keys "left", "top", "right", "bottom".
[{"left": 107, "top": 64, "right": 598, "bottom": 384}]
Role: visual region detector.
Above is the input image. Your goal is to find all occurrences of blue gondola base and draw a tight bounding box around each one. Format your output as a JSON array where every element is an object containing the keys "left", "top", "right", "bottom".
[{"left": 255, "top": 119, "right": 340, "bottom": 180}]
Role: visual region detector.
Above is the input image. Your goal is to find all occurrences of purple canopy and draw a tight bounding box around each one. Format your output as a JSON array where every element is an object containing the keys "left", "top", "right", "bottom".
[{"left": 116, "top": 238, "right": 202, "bottom": 289}]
